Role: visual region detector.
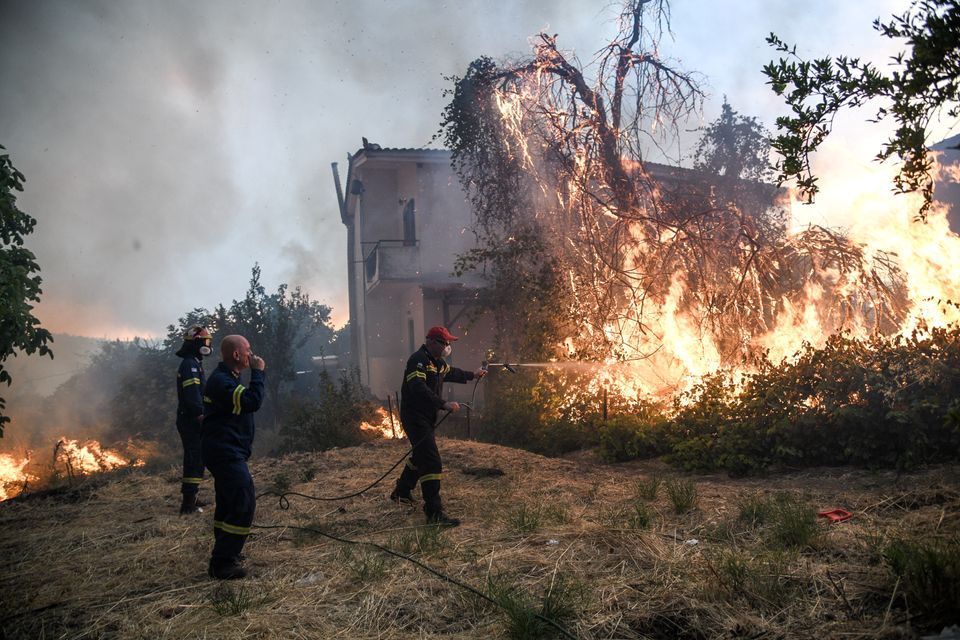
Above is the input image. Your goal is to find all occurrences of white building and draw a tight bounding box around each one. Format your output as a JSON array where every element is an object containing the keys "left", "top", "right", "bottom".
[{"left": 332, "top": 144, "right": 494, "bottom": 402}]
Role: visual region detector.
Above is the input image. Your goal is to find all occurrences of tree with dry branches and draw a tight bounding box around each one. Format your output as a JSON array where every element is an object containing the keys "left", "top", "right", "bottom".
[{"left": 440, "top": 0, "right": 907, "bottom": 374}]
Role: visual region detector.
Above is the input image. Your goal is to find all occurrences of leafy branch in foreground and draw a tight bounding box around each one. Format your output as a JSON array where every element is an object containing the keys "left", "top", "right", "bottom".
[{"left": 763, "top": 0, "right": 960, "bottom": 218}]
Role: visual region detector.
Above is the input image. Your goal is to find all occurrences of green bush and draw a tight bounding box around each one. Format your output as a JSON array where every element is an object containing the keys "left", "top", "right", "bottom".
[
  {"left": 278, "top": 368, "right": 380, "bottom": 453},
  {"left": 598, "top": 414, "right": 671, "bottom": 462}
]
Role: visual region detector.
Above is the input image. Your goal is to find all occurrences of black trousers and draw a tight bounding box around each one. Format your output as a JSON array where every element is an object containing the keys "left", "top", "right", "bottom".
[
  {"left": 176, "top": 415, "right": 204, "bottom": 496},
  {"left": 395, "top": 416, "right": 444, "bottom": 515},
  {"left": 205, "top": 458, "right": 255, "bottom": 565}
]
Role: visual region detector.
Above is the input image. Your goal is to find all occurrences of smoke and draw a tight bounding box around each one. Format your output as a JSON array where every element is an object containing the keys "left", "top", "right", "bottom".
[{"left": 0, "top": 0, "right": 923, "bottom": 340}]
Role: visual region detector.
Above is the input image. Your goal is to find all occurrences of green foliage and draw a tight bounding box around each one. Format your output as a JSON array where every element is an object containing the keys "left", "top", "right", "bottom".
[
  {"left": 209, "top": 584, "right": 258, "bottom": 616},
  {"left": 0, "top": 145, "right": 52, "bottom": 436},
  {"left": 389, "top": 524, "right": 445, "bottom": 556},
  {"left": 693, "top": 98, "right": 775, "bottom": 183},
  {"left": 278, "top": 368, "right": 379, "bottom": 453},
  {"left": 598, "top": 414, "right": 672, "bottom": 462},
  {"left": 767, "top": 493, "right": 819, "bottom": 550},
  {"left": 737, "top": 492, "right": 775, "bottom": 528},
  {"left": 666, "top": 328, "right": 960, "bottom": 474},
  {"left": 635, "top": 476, "right": 661, "bottom": 501},
  {"left": 486, "top": 573, "right": 581, "bottom": 640},
  {"left": 712, "top": 550, "right": 801, "bottom": 609},
  {"left": 884, "top": 536, "right": 960, "bottom": 629},
  {"left": 107, "top": 340, "right": 177, "bottom": 445},
  {"left": 479, "top": 370, "right": 603, "bottom": 456},
  {"left": 664, "top": 478, "right": 698, "bottom": 514},
  {"left": 763, "top": 0, "right": 960, "bottom": 218},
  {"left": 627, "top": 502, "right": 653, "bottom": 530},
  {"left": 505, "top": 503, "right": 543, "bottom": 535},
  {"left": 340, "top": 548, "right": 388, "bottom": 583}
]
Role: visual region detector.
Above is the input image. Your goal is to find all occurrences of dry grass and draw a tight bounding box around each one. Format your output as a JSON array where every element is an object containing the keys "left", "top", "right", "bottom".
[{"left": 1, "top": 438, "right": 958, "bottom": 639}]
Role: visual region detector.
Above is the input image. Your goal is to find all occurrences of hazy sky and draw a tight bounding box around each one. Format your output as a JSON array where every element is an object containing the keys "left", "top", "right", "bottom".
[{"left": 0, "top": 0, "right": 913, "bottom": 339}]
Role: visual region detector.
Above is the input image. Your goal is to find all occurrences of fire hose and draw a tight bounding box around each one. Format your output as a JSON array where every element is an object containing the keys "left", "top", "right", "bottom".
[
  {"left": 251, "top": 364, "right": 578, "bottom": 639},
  {"left": 258, "top": 361, "right": 517, "bottom": 506}
]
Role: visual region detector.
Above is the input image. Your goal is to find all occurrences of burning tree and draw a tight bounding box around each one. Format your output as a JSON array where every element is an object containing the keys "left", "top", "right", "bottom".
[{"left": 439, "top": 0, "right": 908, "bottom": 394}]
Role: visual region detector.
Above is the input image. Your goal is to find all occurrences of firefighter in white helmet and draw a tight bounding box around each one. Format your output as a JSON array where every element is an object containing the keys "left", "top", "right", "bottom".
[{"left": 174, "top": 325, "right": 213, "bottom": 514}]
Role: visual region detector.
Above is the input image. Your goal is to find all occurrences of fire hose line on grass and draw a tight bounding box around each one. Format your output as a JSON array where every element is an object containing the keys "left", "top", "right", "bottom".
[
  {"left": 251, "top": 520, "right": 579, "bottom": 639},
  {"left": 256, "top": 408, "right": 461, "bottom": 507},
  {"left": 249, "top": 372, "right": 583, "bottom": 638}
]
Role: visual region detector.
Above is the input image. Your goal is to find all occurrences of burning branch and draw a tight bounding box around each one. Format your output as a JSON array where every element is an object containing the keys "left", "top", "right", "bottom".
[{"left": 441, "top": 0, "right": 912, "bottom": 396}]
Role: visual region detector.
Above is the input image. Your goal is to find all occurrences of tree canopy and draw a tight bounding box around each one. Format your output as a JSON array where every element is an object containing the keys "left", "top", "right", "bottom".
[
  {"left": 0, "top": 145, "right": 52, "bottom": 436},
  {"left": 763, "top": 0, "right": 960, "bottom": 218}
]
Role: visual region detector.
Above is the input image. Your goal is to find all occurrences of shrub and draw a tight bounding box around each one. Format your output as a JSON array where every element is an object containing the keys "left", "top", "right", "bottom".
[
  {"left": 665, "top": 478, "right": 698, "bottom": 514},
  {"left": 884, "top": 536, "right": 960, "bottom": 629},
  {"left": 767, "top": 493, "right": 819, "bottom": 549},
  {"left": 635, "top": 475, "right": 661, "bottom": 501},
  {"left": 598, "top": 414, "right": 672, "bottom": 462},
  {"left": 278, "top": 368, "right": 379, "bottom": 453}
]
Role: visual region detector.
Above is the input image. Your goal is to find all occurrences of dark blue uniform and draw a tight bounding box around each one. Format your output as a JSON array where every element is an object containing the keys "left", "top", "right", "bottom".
[
  {"left": 395, "top": 345, "right": 473, "bottom": 517},
  {"left": 201, "top": 362, "right": 266, "bottom": 569},
  {"left": 176, "top": 356, "right": 206, "bottom": 498}
]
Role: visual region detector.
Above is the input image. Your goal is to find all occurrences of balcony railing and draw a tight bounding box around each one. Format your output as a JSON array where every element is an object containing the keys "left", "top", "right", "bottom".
[{"left": 362, "top": 240, "right": 420, "bottom": 290}]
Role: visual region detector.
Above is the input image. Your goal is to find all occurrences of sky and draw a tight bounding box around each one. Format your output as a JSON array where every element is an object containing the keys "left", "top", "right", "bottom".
[{"left": 0, "top": 0, "right": 919, "bottom": 340}]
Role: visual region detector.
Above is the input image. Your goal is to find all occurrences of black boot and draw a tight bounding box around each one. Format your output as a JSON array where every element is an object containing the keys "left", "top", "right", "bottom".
[
  {"left": 389, "top": 480, "right": 416, "bottom": 505},
  {"left": 426, "top": 511, "right": 460, "bottom": 527},
  {"left": 208, "top": 558, "right": 247, "bottom": 580},
  {"left": 179, "top": 493, "right": 203, "bottom": 515}
]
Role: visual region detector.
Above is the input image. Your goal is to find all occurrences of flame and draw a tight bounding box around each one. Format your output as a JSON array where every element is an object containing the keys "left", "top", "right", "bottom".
[
  {"left": 0, "top": 453, "right": 37, "bottom": 501},
  {"left": 54, "top": 438, "right": 144, "bottom": 475},
  {"left": 487, "top": 66, "right": 960, "bottom": 409},
  {"left": 360, "top": 408, "right": 401, "bottom": 439}
]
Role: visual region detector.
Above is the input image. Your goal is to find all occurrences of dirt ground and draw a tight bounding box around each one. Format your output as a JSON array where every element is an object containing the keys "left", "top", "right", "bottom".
[{"left": 1, "top": 437, "right": 957, "bottom": 639}]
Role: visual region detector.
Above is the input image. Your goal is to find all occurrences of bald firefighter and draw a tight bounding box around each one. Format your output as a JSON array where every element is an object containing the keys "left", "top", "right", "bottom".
[
  {"left": 201, "top": 335, "right": 266, "bottom": 580},
  {"left": 390, "top": 326, "right": 486, "bottom": 527},
  {"left": 174, "top": 325, "right": 213, "bottom": 515}
]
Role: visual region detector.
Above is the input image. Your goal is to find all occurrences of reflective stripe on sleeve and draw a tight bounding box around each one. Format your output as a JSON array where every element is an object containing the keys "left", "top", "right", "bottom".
[
  {"left": 405, "top": 371, "right": 427, "bottom": 382},
  {"left": 419, "top": 473, "right": 442, "bottom": 483},
  {"left": 182, "top": 477, "right": 202, "bottom": 484},
  {"left": 182, "top": 378, "right": 201, "bottom": 388},
  {"left": 232, "top": 385, "right": 245, "bottom": 415}
]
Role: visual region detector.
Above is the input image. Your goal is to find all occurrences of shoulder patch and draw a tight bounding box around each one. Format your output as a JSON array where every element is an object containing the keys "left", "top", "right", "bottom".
[
  {"left": 417, "top": 362, "right": 424, "bottom": 369},
  {"left": 191, "top": 368, "right": 198, "bottom": 373}
]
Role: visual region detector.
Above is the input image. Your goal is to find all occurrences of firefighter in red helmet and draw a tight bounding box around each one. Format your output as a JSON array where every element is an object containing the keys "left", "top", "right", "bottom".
[
  {"left": 390, "top": 326, "right": 486, "bottom": 526},
  {"left": 174, "top": 325, "right": 212, "bottom": 514}
]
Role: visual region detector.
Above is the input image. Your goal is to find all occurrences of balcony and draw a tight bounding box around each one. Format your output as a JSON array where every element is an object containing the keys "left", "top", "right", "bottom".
[{"left": 362, "top": 240, "right": 421, "bottom": 291}]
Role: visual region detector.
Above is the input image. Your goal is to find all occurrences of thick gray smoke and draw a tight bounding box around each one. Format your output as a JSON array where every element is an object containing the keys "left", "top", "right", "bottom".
[{"left": 0, "top": 0, "right": 911, "bottom": 339}]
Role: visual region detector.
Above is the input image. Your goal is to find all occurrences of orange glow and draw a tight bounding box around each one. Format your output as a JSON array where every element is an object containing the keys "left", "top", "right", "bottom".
[
  {"left": 490, "top": 70, "right": 960, "bottom": 409},
  {"left": 34, "top": 299, "right": 158, "bottom": 341},
  {"left": 360, "top": 408, "right": 400, "bottom": 439},
  {"left": 0, "top": 453, "right": 37, "bottom": 501}
]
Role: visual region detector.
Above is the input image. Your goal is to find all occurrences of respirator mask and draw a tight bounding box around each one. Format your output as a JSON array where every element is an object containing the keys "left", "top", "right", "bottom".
[
  {"left": 198, "top": 341, "right": 212, "bottom": 357},
  {"left": 442, "top": 344, "right": 452, "bottom": 359}
]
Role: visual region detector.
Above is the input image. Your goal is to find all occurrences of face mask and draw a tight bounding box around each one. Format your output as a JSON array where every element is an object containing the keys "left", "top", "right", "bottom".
[
  {"left": 198, "top": 342, "right": 212, "bottom": 357},
  {"left": 442, "top": 344, "right": 452, "bottom": 358}
]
